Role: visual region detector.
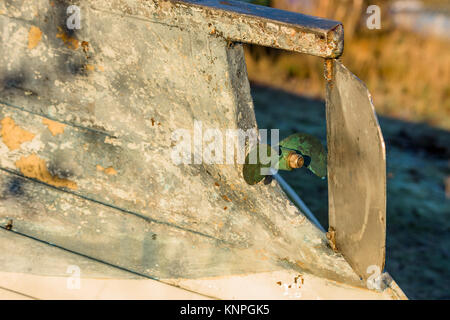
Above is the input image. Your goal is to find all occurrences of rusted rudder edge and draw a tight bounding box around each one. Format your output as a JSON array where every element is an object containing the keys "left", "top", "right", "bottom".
[{"left": 91, "top": 0, "right": 344, "bottom": 58}]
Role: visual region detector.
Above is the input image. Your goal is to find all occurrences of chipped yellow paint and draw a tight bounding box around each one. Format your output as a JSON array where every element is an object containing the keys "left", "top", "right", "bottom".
[
  {"left": 104, "top": 167, "right": 118, "bottom": 175},
  {"left": 85, "top": 64, "right": 95, "bottom": 71},
  {"left": 42, "top": 118, "right": 65, "bottom": 136},
  {"left": 96, "top": 164, "right": 118, "bottom": 175},
  {"left": 28, "top": 26, "right": 42, "bottom": 49},
  {"left": 0, "top": 117, "right": 35, "bottom": 150},
  {"left": 56, "top": 27, "right": 79, "bottom": 50},
  {"left": 15, "top": 154, "right": 77, "bottom": 190}
]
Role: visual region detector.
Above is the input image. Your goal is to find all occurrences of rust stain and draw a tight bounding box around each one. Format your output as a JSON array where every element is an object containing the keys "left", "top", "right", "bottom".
[
  {"left": 5, "top": 219, "right": 13, "bottom": 231},
  {"left": 324, "top": 59, "right": 333, "bottom": 85},
  {"left": 326, "top": 227, "right": 338, "bottom": 252},
  {"left": 81, "top": 41, "right": 89, "bottom": 53},
  {"left": 96, "top": 164, "right": 117, "bottom": 175},
  {"left": 15, "top": 153, "right": 77, "bottom": 190},
  {"left": 42, "top": 118, "right": 65, "bottom": 136},
  {"left": 85, "top": 64, "right": 95, "bottom": 71},
  {"left": 222, "top": 195, "right": 232, "bottom": 202},
  {"left": 294, "top": 260, "right": 305, "bottom": 268},
  {"left": 0, "top": 117, "right": 35, "bottom": 150},
  {"left": 28, "top": 26, "right": 42, "bottom": 50},
  {"left": 294, "top": 274, "right": 304, "bottom": 285},
  {"left": 150, "top": 118, "right": 162, "bottom": 126},
  {"left": 56, "top": 27, "right": 79, "bottom": 50}
]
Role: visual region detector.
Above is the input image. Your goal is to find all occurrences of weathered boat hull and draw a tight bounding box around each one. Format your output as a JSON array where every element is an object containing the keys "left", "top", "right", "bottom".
[{"left": 0, "top": 0, "right": 405, "bottom": 299}]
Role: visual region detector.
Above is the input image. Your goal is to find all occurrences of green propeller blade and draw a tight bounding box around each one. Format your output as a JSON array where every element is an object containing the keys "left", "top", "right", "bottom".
[
  {"left": 279, "top": 133, "right": 327, "bottom": 179},
  {"left": 243, "top": 144, "right": 275, "bottom": 185}
]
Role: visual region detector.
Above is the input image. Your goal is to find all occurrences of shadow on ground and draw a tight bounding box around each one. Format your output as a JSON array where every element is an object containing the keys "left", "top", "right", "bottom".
[{"left": 251, "top": 83, "right": 450, "bottom": 300}]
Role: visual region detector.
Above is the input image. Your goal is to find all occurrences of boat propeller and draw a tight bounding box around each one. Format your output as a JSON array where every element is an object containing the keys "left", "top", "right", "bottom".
[{"left": 243, "top": 133, "right": 327, "bottom": 185}]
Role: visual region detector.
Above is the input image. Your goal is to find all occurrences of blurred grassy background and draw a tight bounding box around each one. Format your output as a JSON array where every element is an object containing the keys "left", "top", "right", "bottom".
[{"left": 244, "top": 0, "right": 450, "bottom": 129}]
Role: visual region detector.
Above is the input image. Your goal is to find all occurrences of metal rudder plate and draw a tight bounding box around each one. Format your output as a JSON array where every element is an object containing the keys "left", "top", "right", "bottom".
[{"left": 325, "top": 59, "right": 386, "bottom": 280}]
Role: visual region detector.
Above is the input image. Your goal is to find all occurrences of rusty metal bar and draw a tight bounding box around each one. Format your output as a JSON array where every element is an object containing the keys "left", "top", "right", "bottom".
[{"left": 93, "top": 0, "right": 344, "bottom": 58}]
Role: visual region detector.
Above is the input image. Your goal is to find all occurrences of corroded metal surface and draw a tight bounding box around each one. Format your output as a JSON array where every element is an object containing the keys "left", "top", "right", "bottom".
[
  {"left": 326, "top": 60, "right": 386, "bottom": 280},
  {"left": 93, "top": 0, "right": 344, "bottom": 58}
]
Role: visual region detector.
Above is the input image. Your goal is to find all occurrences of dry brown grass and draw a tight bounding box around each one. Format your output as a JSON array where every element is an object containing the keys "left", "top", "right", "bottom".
[{"left": 244, "top": 0, "right": 450, "bottom": 129}]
